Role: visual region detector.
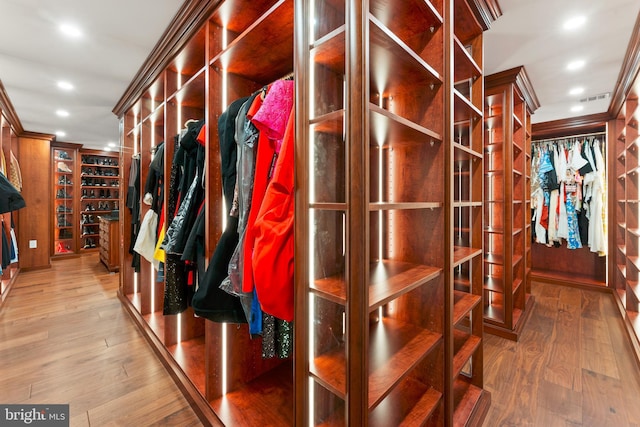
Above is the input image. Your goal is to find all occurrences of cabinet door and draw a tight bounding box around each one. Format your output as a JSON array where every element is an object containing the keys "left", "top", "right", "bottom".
[{"left": 52, "top": 147, "right": 76, "bottom": 255}]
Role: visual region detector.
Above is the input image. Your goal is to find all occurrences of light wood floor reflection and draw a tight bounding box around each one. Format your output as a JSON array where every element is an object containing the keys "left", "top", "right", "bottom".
[
  {"left": 484, "top": 281, "right": 640, "bottom": 426},
  {"left": 0, "top": 254, "right": 201, "bottom": 426}
]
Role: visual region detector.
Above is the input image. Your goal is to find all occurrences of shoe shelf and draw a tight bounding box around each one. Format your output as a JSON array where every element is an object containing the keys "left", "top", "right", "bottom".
[{"left": 52, "top": 146, "right": 121, "bottom": 256}]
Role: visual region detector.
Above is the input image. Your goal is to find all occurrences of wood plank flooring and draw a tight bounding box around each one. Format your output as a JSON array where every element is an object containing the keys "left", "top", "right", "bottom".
[
  {"left": 484, "top": 281, "right": 640, "bottom": 426},
  {"left": 0, "top": 254, "right": 201, "bottom": 426},
  {"left": 3, "top": 256, "right": 640, "bottom": 426}
]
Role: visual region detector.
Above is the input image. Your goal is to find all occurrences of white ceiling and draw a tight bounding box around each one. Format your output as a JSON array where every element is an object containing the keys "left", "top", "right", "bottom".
[
  {"left": 485, "top": 0, "right": 640, "bottom": 123},
  {"left": 0, "top": 0, "right": 182, "bottom": 149},
  {"left": 0, "top": 0, "right": 638, "bottom": 149}
]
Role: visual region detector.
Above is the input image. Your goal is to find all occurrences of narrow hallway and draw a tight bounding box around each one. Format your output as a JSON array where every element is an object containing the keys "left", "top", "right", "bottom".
[{"left": 0, "top": 255, "right": 201, "bottom": 426}]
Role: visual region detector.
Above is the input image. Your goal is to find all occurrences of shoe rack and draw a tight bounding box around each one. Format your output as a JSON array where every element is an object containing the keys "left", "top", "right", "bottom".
[
  {"left": 79, "top": 150, "right": 120, "bottom": 251},
  {"left": 52, "top": 144, "right": 77, "bottom": 256},
  {"left": 51, "top": 145, "right": 120, "bottom": 257}
]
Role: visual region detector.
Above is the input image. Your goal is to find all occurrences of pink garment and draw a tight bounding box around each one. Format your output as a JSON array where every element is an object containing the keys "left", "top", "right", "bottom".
[{"left": 251, "top": 80, "right": 294, "bottom": 152}]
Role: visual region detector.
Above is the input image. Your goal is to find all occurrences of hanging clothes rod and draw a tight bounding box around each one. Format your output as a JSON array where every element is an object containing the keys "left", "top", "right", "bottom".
[{"left": 532, "top": 131, "right": 606, "bottom": 144}]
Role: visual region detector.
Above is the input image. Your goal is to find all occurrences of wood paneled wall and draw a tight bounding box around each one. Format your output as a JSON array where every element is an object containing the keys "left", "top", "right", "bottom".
[{"left": 17, "top": 134, "right": 52, "bottom": 270}]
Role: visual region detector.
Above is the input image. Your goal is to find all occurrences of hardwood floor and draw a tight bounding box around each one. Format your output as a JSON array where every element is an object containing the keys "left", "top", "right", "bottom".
[
  {"left": 0, "top": 254, "right": 201, "bottom": 426},
  {"left": 3, "top": 256, "right": 640, "bottom": 426},
  {"left": 484, "top": 281, "right": 640, "bottom": 426}
]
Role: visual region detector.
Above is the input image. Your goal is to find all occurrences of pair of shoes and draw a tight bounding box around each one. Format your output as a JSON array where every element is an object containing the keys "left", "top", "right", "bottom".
[
  {"left": 56, "top": 150, "right": 71, "bottom": 161},
  {"left": 56, "top": 189, "right": 71, "bottom": 199},
  {"left": 57, "top": 161, "right": 72, "bottom": 173},
  {"left": 56, "top": 242, "right": 73, "bottom": 253},
  {"left": 56, "top": 204, "right": 72, "bottom": 213},
  {"left": 83, "top": 238, "right": 97, "bottom": 249}
]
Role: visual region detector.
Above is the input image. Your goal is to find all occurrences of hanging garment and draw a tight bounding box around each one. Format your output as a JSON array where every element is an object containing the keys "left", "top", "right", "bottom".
[
  {"left": 9, "top": 151, "right": 22, "bottom": 192},
  {"left": 221, "top": 94, "right": 260, "bottom": 298},
  {"left": 589, "top": 140, "right": 607, "bottom": 254},
  {"left": 191, "top": 215, "right": 247, "bottom": 323},
  {"left": 565, "top": 194, "right": 582, "bottom": 250},
  {"left": 0, "top": 172, "right": 25, "bottom": 213},
  {"left": 547, "top": 189, "right": 559, "bottom": 244},
  {"left": 242, "top": 80, "right": 294, "bottom": 294},
  {"left": 252, "top": 107, "right": 295, "bottom": 321},
  {"left": 533, "top": 188, "right": 546, "bottom": 245}
]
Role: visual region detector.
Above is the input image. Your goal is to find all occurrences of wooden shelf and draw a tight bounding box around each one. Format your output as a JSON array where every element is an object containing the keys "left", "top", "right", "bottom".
[
  {"left": 369, "top": 15, "right": 442, "bottom": 95},
  {"left": 311, "top": 25, "right": 346, "bottom": 75},
  {"left": 310, "top": 109, "right": 344, "bottom": 133},
  {"left": 210, "top": 361, "right": 293, "bottom": 426},
  {"left": 370, "top": 0, "right": 443, "bottom": 49},
  {"left": 453, "top": 378, "right": 486, "bottom": 426},
  {"left": 453, "top": 142, "right": 483, "bottom": 160},
  {"left": 454, "top": 89, "right": 483, "bottom": 123},
  {"left": 370, "top": 379, "right": 441, "bottom": 427},
  {"left": 310, "top": 317, "right": 442, "bottom": 409},
  {"left": 369, "top": 202, "right": 442, "bottom": 210},
  {"left": 453, "top": 201, "right": 482, "bottom": 208},
  {"left": 370, "top": 104, "right": 442, "bottom": 146},
  {"left": 453, "top": 35, "right": 481, "bottom": 83},
  {"left": 484, "top": 276, "right": 504, "bottom": 293},
  {"left": 312, "top": 260, "right": 442, "bottom": 311},
  {"left": 211, "top": 0, "right": 293, "bottom": 84},
  {"left": 453, "top": 329, "right": 481, "bottom": 378},
  {"left": 453, "top": 291, "right": 481, "bottom": 325},
  {"left": 453, "top": 246, "right": 482, "bottom": 267}
]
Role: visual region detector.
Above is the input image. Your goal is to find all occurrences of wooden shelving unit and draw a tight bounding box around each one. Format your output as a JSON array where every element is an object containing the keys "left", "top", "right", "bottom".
[
  {"left": 450, "top": 0, "right": 489, "bottom": 422},
  {"left": 79, "top": 150, "right": 119, "bottom": 251},
  {"left": 611, "top": 67, "right": 640, "bottom": 361},
  {"left": 51, "top": 146, "right": 120, "bottom": 256},
  {"left": 483, "top": 67, "right": 539, "bottom": 341},
  {"left": 0, "top": 105, "right": 21, "bottom": 307},
  {"left": 52, "top": 144, "right": 78, "bottom": 257},
  {"left": 113, "top": 0, "right": 499, "bottom": 425}
]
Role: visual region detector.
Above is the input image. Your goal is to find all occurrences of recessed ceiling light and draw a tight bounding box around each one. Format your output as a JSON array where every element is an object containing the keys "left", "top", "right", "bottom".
[
  {"left": 108, "top": 142, "right": 117, "bottom": 148},
  {"left": 57, "top": 81, "right": 74, "bottom": 91},
  {"left": 563, "top": 16, "right": 587, "bottom": 31},
  {"left": 59, "top": 23, "right": 82, "bottom": 38},
  {"left": 567, "top": 60, "right": 585, "bottom": 71},
  {"left": 570, "top": 105, "right": 584, "bottom": 113},
  {"left": 55, "top": 130, "right": 66, "bottom": 137},
  {"left": 56, "top": 109, "right": 70, "bottom": 117},
  {"left": 104, "top": 147, "right": 111, "bottom": 152},
  {"left": 569, "top": 87, "right": 585, "bottom": 96}
]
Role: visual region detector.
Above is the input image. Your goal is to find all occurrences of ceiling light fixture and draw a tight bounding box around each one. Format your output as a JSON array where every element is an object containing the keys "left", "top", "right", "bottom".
[
  {"left": 104, "top": 147, "right": 111, "bottom": 152},
  {"left": 57, "top": 81, "right": 74, "bottom": 91},
  {"left": 563, "top": 16, "right": 587, "bottom": 31},
  {"left": 59, "top": 23, "right": 82, "bottom": 38},
  {"left": 55, "top": 130, "right": 66, "bottom": 137},
  {"left": 567, "top": 59, "right": 585, "bottom": 71},
  {"left": 570, "top": 105, "right": 584, "bottom": 113},
  {"left": 569, "top": 87, "right": 585, "bottom": 96},
  {"left": 56, "top": 109, "right": 70, "bottom": 117},
  {"left": 108, "top": 142, "right": 117, "bottom": 148}
]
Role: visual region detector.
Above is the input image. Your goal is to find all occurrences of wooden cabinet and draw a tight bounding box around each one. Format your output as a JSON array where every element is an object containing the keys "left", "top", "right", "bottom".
[
  {"left": 80, "top": 150, "right": 120, "bottom": 251},
  {"left": 52, "top": 144, "right": 78, "bottom": 256},
  {"left": 483, "top": 67, "right": 539, "bottom": 340},
  {"left": 98, "top": 216, "right": 119, "bottom": 272},
  {"left": 611, "top": 73, "right": 640, "bottom": 359},
  {"left": 114, "top": 0, "right": 498, "bottom": 425},
  {"left": 51, "top": 146, "right": 120, "bottom": 256},
  {"left": 0, "top": 100, "right": 21, "bottom": 306}
]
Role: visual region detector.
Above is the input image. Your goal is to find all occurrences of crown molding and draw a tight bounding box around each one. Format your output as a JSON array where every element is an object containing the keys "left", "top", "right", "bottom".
[
  {"left": 531, "top": 112, "right": 609, "bottom": 140},
  {"left": 609, "top": 11, "right": 640, "bottom": 117},
  {"left": 470, "top": 0, "right": 503, "bottom": 31},
  {"left": 485, "top": 66, "right": 541, "bottom": 113},
  {"left": 0, "top": 79, "right": 25, "bottom": 135}
]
